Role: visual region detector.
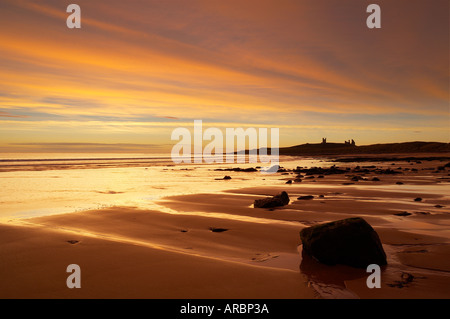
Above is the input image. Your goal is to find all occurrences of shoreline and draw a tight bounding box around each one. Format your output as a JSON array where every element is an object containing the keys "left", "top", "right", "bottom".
[{"left": 1, "top": 152, "right": 448, "bottom": 173}]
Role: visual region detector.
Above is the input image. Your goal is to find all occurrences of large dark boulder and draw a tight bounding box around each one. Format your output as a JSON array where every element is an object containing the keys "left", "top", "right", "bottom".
[
  {"left": 254, "top": 191, "right": 290, "bottom": 208},
  {"left": 300, "top": 217, "right": 387, "bottom": 268}
]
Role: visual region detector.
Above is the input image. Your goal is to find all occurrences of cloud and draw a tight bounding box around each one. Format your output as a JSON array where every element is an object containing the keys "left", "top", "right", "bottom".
[
  {"left": 0, "top": 111, "right": 28, "bottom": 118},
  {"left": 7, "top": 142, "right": 168, "bottom": 153},
  {"left": 0, "top": 0, "right": 448, "bottom": 146}
]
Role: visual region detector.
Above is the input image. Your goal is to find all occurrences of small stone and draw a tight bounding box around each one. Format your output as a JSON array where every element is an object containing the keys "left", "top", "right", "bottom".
[
  {"left": 394, "top": 212, "right": 412, "bottom": 216},
  {"left": 297, "top": 195, "right": 314, "bottom": 200},
  {"left": 401, "top": 272, "right": 414, "bottom": 283},
  {"left": 209, "top": 227, "right": 228, "bottom": 233}
]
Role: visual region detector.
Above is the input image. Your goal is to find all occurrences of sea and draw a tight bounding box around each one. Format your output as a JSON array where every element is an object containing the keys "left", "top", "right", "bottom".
[{"left": 0, "top": 153, "right": 331, "bottom": 221}]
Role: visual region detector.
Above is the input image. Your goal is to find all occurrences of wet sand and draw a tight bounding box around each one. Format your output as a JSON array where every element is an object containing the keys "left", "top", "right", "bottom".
[{"left": 0, "top": 156, "right": 449, "bottom": 298}]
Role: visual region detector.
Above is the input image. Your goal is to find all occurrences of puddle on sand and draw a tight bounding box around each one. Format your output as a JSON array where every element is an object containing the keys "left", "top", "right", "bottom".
[{"left": 297, "top": 246, "right": 366, "bottom": 299}]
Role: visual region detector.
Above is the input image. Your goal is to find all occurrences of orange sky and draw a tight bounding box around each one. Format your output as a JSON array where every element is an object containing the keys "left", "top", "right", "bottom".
[{"left": 0, "top": 0, "right": 448, "bottom": 153}]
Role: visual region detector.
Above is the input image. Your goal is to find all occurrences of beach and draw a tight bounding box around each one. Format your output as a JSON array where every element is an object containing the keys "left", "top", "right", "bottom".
[
  {"left": 1, "top": 0, "right": 448, "bottom": 304},
  {"left": 0, "top": 154, "right": 449, "bottom": 299}
]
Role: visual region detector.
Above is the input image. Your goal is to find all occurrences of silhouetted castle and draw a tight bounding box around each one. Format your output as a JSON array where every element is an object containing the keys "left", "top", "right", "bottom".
[
  {"left": 321, "top": 138, "right": 356, "bottom": 146},
  {"left": 345, "top": 139, "right": 356, "bottom": 146}
]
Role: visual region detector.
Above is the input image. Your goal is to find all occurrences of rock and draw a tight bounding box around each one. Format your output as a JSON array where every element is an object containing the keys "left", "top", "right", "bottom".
[
  {"left": 299, "top": 217, "right": 387, "bottom": 268},
  {"left": 372, "top": 177, "right": 380, "bottom": 181},
  {"left": 223, "top": 175, "right": 232, "bottom": 180},
  {"left": 67, "top": 240, "right": 79, "bottom": 245},
  {"left": 254, "top": 191, "right": 290, "bottom": 208},
  {"left": 394, "top": 212, "right": 412, "bottom": 216},
  {"left": 297, "top": 195, "right": 314, "bottom": 200},
  {"left": 401, "top": 272, "right": 414, "bottom": 283},
  {"left": 263, "top": 165, "right": 280, "bottom": 173},
  {"left": 285, "top": 180, "right": 292, "bottom": 184},
  {"left": 293, "top": 166, "right": 346, "bottom": 176},
  {"left": 209, "top": 227, "right": 228, "bottom": 233},
  {"left": 396, "top": 181, "right": 404, "bottom": 185},
  {"left": 377, "top": 168, "right": 402, "bottom": 175},
  {"left": 414, "top": 197, "right": 422, "bottom": 202},
  {"left": 214, "top": 167, "right": 257, "bottom": 172},
  {"left": 388, "top": 272, "right": 415, "bottom": 288}
]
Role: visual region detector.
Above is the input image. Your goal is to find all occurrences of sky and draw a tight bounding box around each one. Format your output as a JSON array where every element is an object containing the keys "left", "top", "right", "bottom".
[{"left": 0, "top": 0, "right": 448, "bottom": 153}]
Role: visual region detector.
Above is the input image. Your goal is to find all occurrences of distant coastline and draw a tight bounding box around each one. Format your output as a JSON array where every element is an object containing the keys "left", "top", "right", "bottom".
[{"left": 276, "top": 141, "right": 450, "bottom": 156}]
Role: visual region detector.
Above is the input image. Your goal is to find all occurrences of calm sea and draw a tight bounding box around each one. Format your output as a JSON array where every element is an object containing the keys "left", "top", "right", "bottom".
[{"left": 0, "top": 153, "right": 324, "bottom": 221}]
